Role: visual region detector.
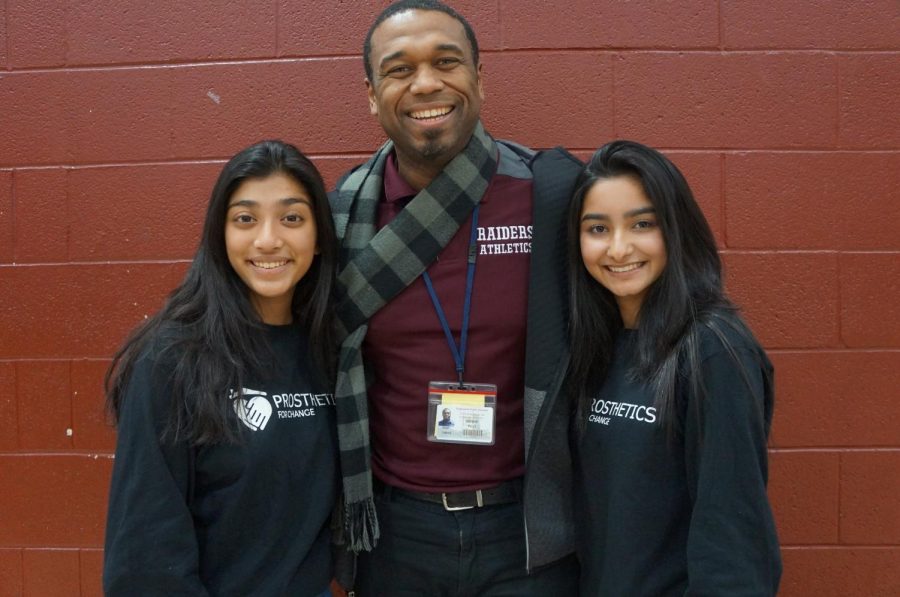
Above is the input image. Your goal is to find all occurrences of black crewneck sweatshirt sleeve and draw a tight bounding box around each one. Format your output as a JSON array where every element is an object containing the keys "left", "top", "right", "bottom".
[
  {"left": 683, "top": 346, "right": 781, "bottom": 595},
  {"left": 104, "top": 353, "right": 208, "bottom": 595}
]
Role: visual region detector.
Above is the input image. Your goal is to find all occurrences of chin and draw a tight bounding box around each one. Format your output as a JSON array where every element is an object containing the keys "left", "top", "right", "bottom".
[{"left": 417, "top": 139, "right": 451, "bottom": 160}]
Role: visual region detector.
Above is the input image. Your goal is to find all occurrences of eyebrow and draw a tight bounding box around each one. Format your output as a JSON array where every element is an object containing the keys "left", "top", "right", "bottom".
[
  {"left": 378, "top": 43, "right": 465, "bottom": 70},
  {"left": 228, "top": 197, "right": 311, "bottom": 209},
  {"left": 581, "top": 206, "right": 656, "bottom": 221},
  {"left": 435, "top": 43, "right": 465, "bottom": 54}
]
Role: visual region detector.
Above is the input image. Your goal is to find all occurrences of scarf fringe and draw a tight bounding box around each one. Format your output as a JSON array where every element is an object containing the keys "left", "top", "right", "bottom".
[{"left": 345, "top": 497, "right": 381, "bottom": 553}]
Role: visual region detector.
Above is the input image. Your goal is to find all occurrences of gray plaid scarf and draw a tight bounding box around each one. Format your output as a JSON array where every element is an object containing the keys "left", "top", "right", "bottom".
[{"left": 331, "top": 122, "right": 499, "bottom": 552}]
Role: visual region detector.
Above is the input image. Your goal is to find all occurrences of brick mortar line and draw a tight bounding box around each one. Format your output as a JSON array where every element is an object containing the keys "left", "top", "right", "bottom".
[
  {"left": 273, "top": 0, "right": 281, "bottom": 58},
  {"left": 0, "top": 154, "right": 375, "bottom": 170},
  {"left": 716, "top": 0, "right": 724, "bottom": 51},
  {"left": 721, "top": 250, "right": 900, "bottom": 255},
  {"left": 18, "top": 543, "right": 24, "bottom": 597},
  {"left": 769, "top": 448, "right": 900, "bottom": 453},
  {"left": 4, "top": 0, "right": 9, "bottom": 70},
  {"left": 13, "top": 359, "right": 20, "bottom": 456},
  {"left": 0, "top": 452, "right": 113, "bottom": 458},
  {"left": 77, "top": 549, "right": 89, "bottom": 594},
  {"left": 3, "top": 251, "right": 900, "bottom": 268},
  {"left": 836, "top": 248, "right": 845, "bottom": 348},
  {"left": 610, "top": 52, "right": 618, "bottom": 138},
  {"left": 3, "top": 48, "right": 900, "bottom": 74},
  {"left": 495, "top": 0, "right": 504, "bottom": 49},
  {"left": 64, "top": 169, "right": 71, "bottom": 262},
  {"left": 837, "top": 452, "right": 844, "bottom": 544},
  {"left": 780, "top": 545, "right": 900, "bottom": 550},
  {"left": 62, "top": 0, "right": 70, "bottom": 67},
  {"left": 9, "top": 170, "right": 16, "bottom": 263},
  {"left": 766, "top": 348, "right": 900, "bottom": 354},
  {"left": 4, "top": 149, "right": 900, "bottom": 172},
  {"left": 67, "top": 360, "right": 75, "bottom": 453},
  {"left": 27, "top": 350, "right": 900, "bottom": 360},
  {"left": 720, "top": 153, "right": 728, "bottom": 248},
  {"left": 0, "top": 259, "right": 191, "bottom": 267},
  {"left": 5, "top": 252, "right": 900, "bottom": 270},
  {"left": 0, "top": 358, "right": 112, "bottom": 362},
  {"left": 835, "top": 51, "right": 844, "bottom": 148},
  {"left": 0, "top": 546, "right": 104, "bottom": 551},
  {"left": 1, "top": 54, "right": 363, "bottom": 74}
]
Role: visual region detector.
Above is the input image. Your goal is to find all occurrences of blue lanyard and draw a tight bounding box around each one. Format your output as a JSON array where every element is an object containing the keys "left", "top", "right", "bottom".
[{"left": 421, "top": 205, "right": 479, "bottom": 386}]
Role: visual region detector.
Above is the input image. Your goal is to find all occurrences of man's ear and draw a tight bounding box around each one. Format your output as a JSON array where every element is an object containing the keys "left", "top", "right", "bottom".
[
  {"left": 476, "top": 62, "right": 485, "bottom": 101},
  {"left": 366, "top": 78, "right": 378, "bottom": 116}
]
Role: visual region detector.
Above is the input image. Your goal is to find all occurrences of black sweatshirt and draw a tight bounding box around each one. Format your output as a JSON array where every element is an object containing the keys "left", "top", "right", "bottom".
[
  {"left": 574, "top": 324, "right": 781, "bottom": 596},
  {"left": 104, "top": 324, "right": 338, "bottom": 596}
]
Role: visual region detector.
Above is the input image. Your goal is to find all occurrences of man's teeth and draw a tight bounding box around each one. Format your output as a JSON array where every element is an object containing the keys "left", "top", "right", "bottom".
[
  {"left": 410, "top": 107, "right": 452, "bottom": 119},
  {"left": 253, "top": 260, "right": 287, "bottom": 269},
  {"left": 607, "top": 263, "right": 643, "bottom": 273}
]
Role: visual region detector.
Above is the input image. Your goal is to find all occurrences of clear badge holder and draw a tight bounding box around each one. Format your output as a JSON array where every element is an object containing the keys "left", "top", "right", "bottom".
[{"left": 426, "top": 381, "right": 497, "bottom": 445}]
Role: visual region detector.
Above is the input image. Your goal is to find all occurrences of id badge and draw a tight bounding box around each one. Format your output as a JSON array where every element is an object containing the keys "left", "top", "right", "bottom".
[{"left": 426, "top": 381, "right": 497, "bottom": 446}]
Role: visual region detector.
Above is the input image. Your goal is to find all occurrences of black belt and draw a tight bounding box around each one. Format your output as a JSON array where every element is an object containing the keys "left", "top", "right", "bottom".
[{"left": 377, "top": 478, "right": 522, "bottom": 511}]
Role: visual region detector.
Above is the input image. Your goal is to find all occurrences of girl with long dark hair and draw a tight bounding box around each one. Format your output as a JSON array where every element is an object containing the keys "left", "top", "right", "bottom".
[
  {"left": 103, "top": 140, "right": 339, "bottom": 597},
  {"left": 567, "top": 140, "right": 781, "bottom": 595}
]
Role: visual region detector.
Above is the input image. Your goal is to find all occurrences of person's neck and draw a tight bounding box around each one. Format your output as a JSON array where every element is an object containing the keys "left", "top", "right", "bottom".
[
  {"left": 395, "top": 155, "right": 450, "bottom": 191},
  {"left": 617, "top": 299, "right": 641, "bottom": 329},
  {"left": 252, "top": 296, "right": 293, "bottom": 326}
]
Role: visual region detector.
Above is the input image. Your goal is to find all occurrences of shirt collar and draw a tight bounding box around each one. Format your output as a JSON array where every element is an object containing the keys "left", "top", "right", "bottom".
[{"left": 383, "top": 151, "right": 417, "bottom": 204}]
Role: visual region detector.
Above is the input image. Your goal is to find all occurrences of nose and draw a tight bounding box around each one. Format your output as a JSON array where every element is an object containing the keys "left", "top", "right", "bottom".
[
  {"left": 253, "top": 219, "right": 283, "bottom": 251},
  {"left": 607, "top": 230, "right": 631, "bottom": 261},
  {"left": 410, "top": 66, "right": 444, "bottom": 95}
]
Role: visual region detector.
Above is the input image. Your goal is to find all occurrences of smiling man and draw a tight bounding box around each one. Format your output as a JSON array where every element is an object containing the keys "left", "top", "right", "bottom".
[
  {"left": 363, "top": 6, "right": 483, "bottom": 189},
  {"left": 330, "top": 1, "right": 583, "bottom": 594}
]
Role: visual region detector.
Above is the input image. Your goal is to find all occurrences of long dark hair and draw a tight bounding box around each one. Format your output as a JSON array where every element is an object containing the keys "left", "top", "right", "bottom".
[
  {"left": 566, "top": 140, "right": 770, "bottom": 437},
  {"left": 105, "top": 140, "right": 337, "bottom": 445}
]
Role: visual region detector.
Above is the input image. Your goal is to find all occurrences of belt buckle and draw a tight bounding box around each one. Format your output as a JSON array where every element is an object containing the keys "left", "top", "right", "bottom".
[{"left": 441, "top": 489, "right": 483, "bottom": 511}]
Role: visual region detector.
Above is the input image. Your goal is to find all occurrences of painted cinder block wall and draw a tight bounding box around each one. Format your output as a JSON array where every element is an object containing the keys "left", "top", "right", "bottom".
[{"left": 1, "top": 1, "right": 898, "bottom": 595}]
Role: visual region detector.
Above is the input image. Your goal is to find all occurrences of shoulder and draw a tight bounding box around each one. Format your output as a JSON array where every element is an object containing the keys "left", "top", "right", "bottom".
[
  {"left": 329, "top": 162, "right": 367, "bottom": 221},
  {"left": 115, "top": 342, "right": 179, "bottom": 432},
  {"left": 126, "top": 325, "right": 187, "bottom": 401},
  {"left": 496, "top": 139, "right": 535, "bottom": 180},
  {"left": 331, "top": 140, "right": 394, "bottom": 199},
  {"left": 682, "top": 312, "right": 776, "bottom": 435},
  {"left": 494, "top": 140, "right": 584, "bottom": 184},
  {"left": 331, "top": 161, "right": 368, "bottom": 196},
  {"left": 531, "top": 146, "right": 583, "bottom": 178},
  {"left": 530, "top": 147, "right": 584, "bottom": 206},
  {"left": 684, "top": 312, "right": 773, "bottom": 409},
  {"left": 693, "top": 312, "right": 766, "bottom": 364}
]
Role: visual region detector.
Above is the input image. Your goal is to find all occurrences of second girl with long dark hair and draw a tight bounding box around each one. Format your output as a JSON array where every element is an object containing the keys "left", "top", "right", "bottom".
[{"left": 567, "top": 140, "right": 781, "bottom": 595}]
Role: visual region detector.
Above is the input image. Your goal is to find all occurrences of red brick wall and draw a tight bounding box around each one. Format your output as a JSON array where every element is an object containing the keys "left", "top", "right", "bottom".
[{"left": 1, "top": 1, "right": 897, "bottom": 595}]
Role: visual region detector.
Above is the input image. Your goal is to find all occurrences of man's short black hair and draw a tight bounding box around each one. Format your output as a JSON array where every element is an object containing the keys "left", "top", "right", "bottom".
[{"left": 363, "top": 0, "right": 480, "bottom": 81}]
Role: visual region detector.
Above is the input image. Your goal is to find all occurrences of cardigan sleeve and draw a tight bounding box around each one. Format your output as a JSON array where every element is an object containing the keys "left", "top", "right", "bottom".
[
  {"left": 103, "top": 354, "right": 209, "bottom": 596},
  {"left": 683, "top": 345, "right": 782, "bottom": 596}
]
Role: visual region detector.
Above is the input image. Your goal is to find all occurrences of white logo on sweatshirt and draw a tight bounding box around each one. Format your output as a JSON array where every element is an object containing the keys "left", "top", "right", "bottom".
[
  {"left": 229, "top": 388, "right": 272, "bottom": 431},
  {"left": 588, "top": 398, "right": 657, "bottom": 426}
]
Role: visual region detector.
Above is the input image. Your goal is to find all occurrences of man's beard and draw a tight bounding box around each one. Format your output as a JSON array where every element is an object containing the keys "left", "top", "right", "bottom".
[{"left": 418, "top": 129, "right": 449, "bottom": 161}]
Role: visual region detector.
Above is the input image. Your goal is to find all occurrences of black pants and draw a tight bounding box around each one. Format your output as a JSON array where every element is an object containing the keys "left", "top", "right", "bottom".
[{"left": 354, "top": 486, "right": 579, "bottom": 596}]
